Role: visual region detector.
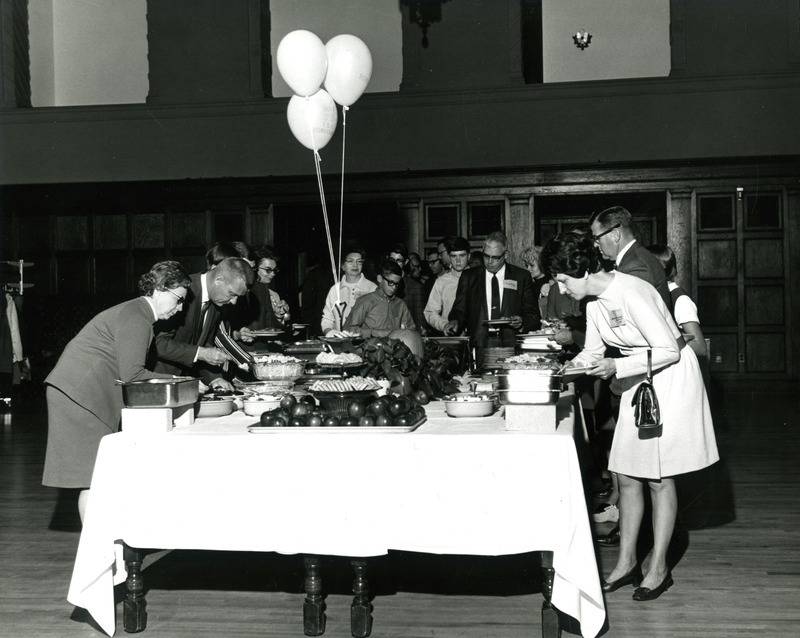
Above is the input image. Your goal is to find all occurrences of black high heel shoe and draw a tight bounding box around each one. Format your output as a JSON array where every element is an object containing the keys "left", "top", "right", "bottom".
[
  {"left": 632, "top": 571, "right": 674, "bottom": 601},
  {"left": 601, "top": 565, "right": 642, "bottom": 593}
]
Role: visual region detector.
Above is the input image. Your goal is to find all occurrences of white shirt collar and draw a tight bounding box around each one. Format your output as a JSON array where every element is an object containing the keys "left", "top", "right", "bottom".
[
  {"left": 201, "top": 272, "right": 210, "bottom": 304},
  {"left": 144, "top": 296, "right": 158, "bottom": 320},
  {"left": 485, "top": 264, "right": 507, "bottom": 280}
]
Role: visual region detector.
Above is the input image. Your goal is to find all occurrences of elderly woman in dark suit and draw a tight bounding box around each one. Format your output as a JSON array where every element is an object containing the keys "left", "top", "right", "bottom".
[{"left": 42, "top": 261, "right": 191, "bottom": 521}]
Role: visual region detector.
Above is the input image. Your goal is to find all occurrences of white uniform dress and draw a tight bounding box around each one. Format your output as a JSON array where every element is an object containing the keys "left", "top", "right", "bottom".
[{"left": 572, "top": 272, "right": 719, "bottom": 479}]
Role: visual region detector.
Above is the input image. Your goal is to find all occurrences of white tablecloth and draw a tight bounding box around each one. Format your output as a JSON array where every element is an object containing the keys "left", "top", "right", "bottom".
[{"left": 68, "top": 394, "right": 605, "bottom": 637}]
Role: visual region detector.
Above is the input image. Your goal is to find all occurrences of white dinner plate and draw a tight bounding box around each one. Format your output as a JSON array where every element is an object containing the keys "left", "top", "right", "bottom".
[
  {"left": 248, "top": 329, "right": 284, "bottom": 338},
  {"left": 561, "top": 364, "right": 597, "bottom": 376}
]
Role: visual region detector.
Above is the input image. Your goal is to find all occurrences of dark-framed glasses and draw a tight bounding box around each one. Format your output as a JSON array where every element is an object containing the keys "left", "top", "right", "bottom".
[
  {"left": 259, "top": 266, "right": 279, "bottom": 275},
  {"left": 383, "top": 278, "right": 402, "bottom": 288},
  {"left": 592, "top": 223, "right": 621, "bottom": 242},
  {"left": 165, "top": 288, "right": 185, "bottom": 305},
  {"left": 427, "top": 258, "right": 441, "bottom": 265},
  {"left": 482, "top": 251, "right": 506, "bottom": 263}
]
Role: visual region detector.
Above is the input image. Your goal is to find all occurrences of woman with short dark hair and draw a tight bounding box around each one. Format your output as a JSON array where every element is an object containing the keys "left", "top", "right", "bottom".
[
  {"left": 541, "top": 232, "right": 718, "bottom": 602},
  {"left": 42, "top": 261, "right": 191, "bottom": 520}
]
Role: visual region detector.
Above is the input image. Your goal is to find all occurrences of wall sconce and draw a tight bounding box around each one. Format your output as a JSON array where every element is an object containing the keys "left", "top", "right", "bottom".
[
  {"left": 573, "top": 29, "right": 592, "bottom": 51},
  {"left": 403, "top": 0, "right": 450, "bottom": 48}
]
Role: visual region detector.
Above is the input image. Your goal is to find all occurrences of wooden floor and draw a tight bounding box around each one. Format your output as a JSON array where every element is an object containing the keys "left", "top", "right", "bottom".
[{"left": 1, "top": 381, "right": 799, "bottom": 638}]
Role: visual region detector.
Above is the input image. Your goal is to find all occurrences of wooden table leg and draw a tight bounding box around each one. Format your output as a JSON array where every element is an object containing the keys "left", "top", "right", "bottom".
[
  {"left": 303, "top": 555, "right": 326, "bottom": 636},
  {"left": 540, "top": 551, "right": 561, "bottom": 638},
  {"left": 123, "top": 544, "right": 147, "bottom": 633},
  {"left": 350, "top": 560, "right": 372, "bottom": 638}
]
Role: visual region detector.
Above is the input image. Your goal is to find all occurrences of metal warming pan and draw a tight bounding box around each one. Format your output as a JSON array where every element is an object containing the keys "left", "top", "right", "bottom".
[
  {"left": 496, "top": 369, "right": 563, "bottom": 405},
  {"left": 119, "top": 377, "right": 200, "bottom": 408}
]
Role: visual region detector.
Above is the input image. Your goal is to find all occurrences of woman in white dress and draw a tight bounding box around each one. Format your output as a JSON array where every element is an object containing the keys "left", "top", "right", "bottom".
[{"left": 541, "top": 231, "right": 718, "bottom": 602}]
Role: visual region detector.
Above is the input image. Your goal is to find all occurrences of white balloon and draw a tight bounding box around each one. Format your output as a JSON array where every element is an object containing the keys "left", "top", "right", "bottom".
[
  {"left": 286, "top": 89, "right": 338, "bottom": 151},
  {"left": 277, "top": 30, "right": 328, "bottom": 97},
  {"left": 324, "top": 34, "right": 373, "bottom": 107}
]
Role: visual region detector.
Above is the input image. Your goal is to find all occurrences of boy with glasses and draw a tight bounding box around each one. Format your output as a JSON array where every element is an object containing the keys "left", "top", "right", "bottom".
[
  {"left": 387, "top": 243, "right": 426, "bottom": 334},
  {"left": 343, "top": 260, "right": 416, "bottom": 338}
]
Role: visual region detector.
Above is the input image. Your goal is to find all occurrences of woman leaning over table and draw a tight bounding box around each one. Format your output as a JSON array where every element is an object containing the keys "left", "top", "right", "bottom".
[
  {"left": 42, "top": 261, "right": 191, "bottom": 522},
  {"left": 540, "top": 232, "right": 718, "bottom": 602}
]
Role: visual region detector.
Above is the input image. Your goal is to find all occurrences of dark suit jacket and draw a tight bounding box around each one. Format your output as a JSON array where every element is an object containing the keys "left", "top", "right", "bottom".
[
  {"left": 448, "top": 262, "right": 540, "bottom": 354},
  {"left": 617, "top": 241, "right": 673, "bottom": 311},
  {"left": 244, "top": 281, "right": 282, "bottom": 330},
  {"left": 154, "top": 272, "right": 223, "bottom": 384}
]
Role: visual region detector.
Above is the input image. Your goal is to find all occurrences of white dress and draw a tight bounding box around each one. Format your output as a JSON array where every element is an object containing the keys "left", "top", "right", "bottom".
[{"left": 572, "top": 272, "right": 719, "bottom": 479}]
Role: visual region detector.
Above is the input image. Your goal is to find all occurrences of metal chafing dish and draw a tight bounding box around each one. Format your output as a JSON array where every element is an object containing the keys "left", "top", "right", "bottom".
[
  {"left": 283, "top": 340, "right": 326, "bottom": 363},
  {"left": 119, "top": 377, "right": 200, "bottom": 408},
  {"left": 496, "top": 368, "right": 563, "bottom": 405}
]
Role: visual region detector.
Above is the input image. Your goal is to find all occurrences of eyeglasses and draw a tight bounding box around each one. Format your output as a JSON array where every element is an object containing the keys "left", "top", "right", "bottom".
[
  {"left": 344, "top": 259, "right": 364, "bottom": 266},
  {"left": 259, "top": 266, "right": 279, "bottom": 275},
  {"left": 592, "top": 224, "right": 620, "bottom": 242},
  {"left": 164, "top": 288, "right": 185, "bottom": 305},
  {"left": 482, "top": 251, "right": 506, "bottom": 262},
  {"left": 382, "top": 278, "right": 402, "bottom": 288},
  {"left": 427, "top": 258, "right": 441, "bottom": 265}
]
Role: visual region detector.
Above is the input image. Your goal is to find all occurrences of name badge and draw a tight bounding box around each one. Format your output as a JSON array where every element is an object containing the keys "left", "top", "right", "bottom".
[
  {"left": 608, "top": 308, "right": 626, "bottom": 327},
  {"left": 503, "top": 279, "right": 517, "bottom": 291}
]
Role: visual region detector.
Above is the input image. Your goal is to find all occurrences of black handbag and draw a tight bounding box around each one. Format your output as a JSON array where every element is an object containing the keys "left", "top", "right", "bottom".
[{"left": 632, "top": 349, "right": 661, "bottom": 430}]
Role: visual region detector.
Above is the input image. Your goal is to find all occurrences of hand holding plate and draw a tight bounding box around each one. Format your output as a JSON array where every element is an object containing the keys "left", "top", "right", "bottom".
[{"left": 586, "top": 357, "right": 617, "bottom": 380}]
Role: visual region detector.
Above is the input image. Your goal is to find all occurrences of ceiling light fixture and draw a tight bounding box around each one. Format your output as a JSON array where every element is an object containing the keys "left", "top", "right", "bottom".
[{"left": 404, "top": 0, "right": 450, "bottom": 48}]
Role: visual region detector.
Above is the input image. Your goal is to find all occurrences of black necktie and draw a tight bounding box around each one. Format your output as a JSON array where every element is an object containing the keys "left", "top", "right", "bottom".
[
  {"left": 491, "top": 274, "right": 500, "bottom": 319},
  {"left": 197, "top": 301, "right": 211, "bottom": 345}
]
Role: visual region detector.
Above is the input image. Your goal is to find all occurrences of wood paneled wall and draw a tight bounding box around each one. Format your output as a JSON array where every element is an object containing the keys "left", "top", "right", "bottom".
[{"left": 3, "top": 157, "right": 798, "bottom": 383}]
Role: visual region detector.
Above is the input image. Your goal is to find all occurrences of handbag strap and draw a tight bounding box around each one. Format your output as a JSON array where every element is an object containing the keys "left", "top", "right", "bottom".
[{"left": 646, "top": 349, "right": 653, "bottom": 383}]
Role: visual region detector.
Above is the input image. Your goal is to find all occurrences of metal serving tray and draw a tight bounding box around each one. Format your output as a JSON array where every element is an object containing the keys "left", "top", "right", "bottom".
[
  {"left": 497, "top": 370, "right": 562, "bottom": 392},
  {"left": 498, "top": 389, "right": 561, "bottom": 405},
  {"left": 119, "top": 377, "right": 200, "bottom": 408}
]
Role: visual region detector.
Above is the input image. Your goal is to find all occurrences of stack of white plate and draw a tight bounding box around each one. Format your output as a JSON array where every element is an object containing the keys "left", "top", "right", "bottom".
[{"left": 517, "top": 333, "right": 561, "bottom": 352}]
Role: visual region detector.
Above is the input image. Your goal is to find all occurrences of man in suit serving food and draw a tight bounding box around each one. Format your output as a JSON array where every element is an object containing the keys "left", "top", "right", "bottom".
[
  {"left": 154, "top": 257, "right": 254, "bottom": 391},
  {"left": 445, "top": 231, "right": 540, "bottom": 369}
]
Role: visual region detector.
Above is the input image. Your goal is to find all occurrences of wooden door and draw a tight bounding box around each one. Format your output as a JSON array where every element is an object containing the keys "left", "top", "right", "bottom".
[{"left": 696, "top": 189, "right": 790, "bottom": 377}]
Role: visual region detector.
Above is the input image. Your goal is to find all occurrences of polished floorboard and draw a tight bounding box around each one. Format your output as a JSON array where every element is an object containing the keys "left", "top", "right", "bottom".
[{"left": 1, "top": 382, "right": 798, "bottom": 637}]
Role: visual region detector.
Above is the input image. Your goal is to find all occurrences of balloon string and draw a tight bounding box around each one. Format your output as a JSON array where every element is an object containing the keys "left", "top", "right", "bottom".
[
  {"left": 337, "top": 105, "right": 349, "bottom": 304},
  {"left": 305, "top": 99, "right": 340, "bottom": 305},
  {"left": 314, "top": 151, "right": 338, "bottom": 291},
  {"left": 312, "top": 149, "right": 339, "bottom": 301}
]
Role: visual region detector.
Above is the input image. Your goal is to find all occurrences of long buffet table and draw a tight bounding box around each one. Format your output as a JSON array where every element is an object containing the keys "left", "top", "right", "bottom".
[{"left": 68, "top": 391, "right": 605, "bottom": 637}]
